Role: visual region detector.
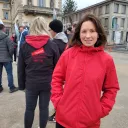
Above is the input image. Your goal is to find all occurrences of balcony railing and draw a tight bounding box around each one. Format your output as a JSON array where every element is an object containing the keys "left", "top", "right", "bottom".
[{"left": 23, "top": 5, "right": 60, "bottom": 16}]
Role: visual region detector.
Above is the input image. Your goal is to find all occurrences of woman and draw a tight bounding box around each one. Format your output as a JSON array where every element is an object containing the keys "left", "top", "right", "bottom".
[
  {"left": 51, "top": 14, "right": 120, "bottom": 128},
  {"left": 18, "top": 17, "right": 60, "bottom": 128}
]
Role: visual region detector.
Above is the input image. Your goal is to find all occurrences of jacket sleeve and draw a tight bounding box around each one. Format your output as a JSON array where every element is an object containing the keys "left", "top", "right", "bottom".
[
  {"left": 18, "top": 47, "right": 26, "bottom": 90},
  {"left": 6, "top": 37, "right": 14, "bottom": 56},
  {"left": 51, "top": 51, "right": 68, "bottom": 109},
  {"left": 100, "top": 58, "right": 120, "bottom": 118}
]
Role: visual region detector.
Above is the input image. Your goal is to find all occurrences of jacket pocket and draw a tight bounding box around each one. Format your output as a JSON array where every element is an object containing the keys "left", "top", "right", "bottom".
[{"left": 86, "top": 103, "right": 103, "bottom": 127}]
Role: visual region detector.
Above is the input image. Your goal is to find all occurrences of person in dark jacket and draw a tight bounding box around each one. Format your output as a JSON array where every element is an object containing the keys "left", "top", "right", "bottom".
[
  {"left": 48, "top": 19, "right": 68, "bottom": 122},
  {"left": 18, "top": 16, "right": 60, "bottom": 128},
  {"left": 10, "top": 33, "right": 17, "bottom": 62},
  {"left": 0, "top": 19, "right": 18, "bottom": 93},
  {"left": 49, "top": 19, "right": 68, "bottom": 55}
]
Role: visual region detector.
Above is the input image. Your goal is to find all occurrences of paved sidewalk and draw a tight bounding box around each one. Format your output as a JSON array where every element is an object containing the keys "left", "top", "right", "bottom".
[
  {"left": 0, "top": 62, "right": 55, "bottom": 128},
  {"left": 0, "top": 51, "right": 128, "bottom": 128}
]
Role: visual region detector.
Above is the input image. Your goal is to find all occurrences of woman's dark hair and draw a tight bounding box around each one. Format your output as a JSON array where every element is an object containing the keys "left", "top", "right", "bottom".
[{"left": 70, "top": 14, "right": 107, "bottom": 47}]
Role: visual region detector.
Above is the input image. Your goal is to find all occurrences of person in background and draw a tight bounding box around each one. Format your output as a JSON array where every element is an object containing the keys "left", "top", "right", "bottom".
[
  {"left": 10, "top": 33, "right": 17, "bottom": 62},
  {"left": 17, "top": 25, "right": 29, "bottom": 56},
  {"left": 49, "top": 19, "right": 68, "bottom": 55},
  {"left": 51, "top": 14, "right": 120, "bottom": 128},
  {"left": 19, "top": 25, "right": 29, "bottom": 47},
  {"left": 72, "top": 22, "right": 77, "bottom": 34},
  {"left": 0, "top": 19, "right": 18, "bottom": 93},
  {"left": 48, "top": 19, "right": 68, "bottom": 122},
  {"left": 18, "top": 16, "right": 60, "bottom": 128},
  {"left": 66, "top": 27, "right": 72, "bottom": 41}
]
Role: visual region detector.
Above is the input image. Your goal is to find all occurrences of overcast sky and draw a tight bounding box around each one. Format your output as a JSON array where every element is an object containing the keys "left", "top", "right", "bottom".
[{"left": 62, "top": 0, "right": 104, "bottom": 10}]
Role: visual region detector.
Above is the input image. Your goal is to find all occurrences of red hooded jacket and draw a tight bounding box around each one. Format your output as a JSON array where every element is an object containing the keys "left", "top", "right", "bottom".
[{"left": 51, "top": 45, "right": 119, "bottom": 128}]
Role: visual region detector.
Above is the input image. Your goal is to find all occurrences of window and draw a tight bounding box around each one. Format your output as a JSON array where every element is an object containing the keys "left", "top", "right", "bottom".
[
  {"left": 121, "top": 18, "right": 125, "bottom": 27},
  {"left": 112, "top": 31, "right": 115, "bottom": 41},
  {"left": 50, "top": 0, "right": 54, "bottom": 8},
  {"left": 3, "top": 11, "right": 9, "bottom": 20},
  {"left": 101, "top": 18, "right": 105, "bottom": 26},
  {"left": 99, "top": 18, "right": 102, "bottom": 24},
  {"left": 99, "top": 6, "right": 102, "bottom": 15},
  {"left": 76, "top": 14, "right": 79, "bottom": 21},
  {"left": 79, "top": 13, "right": 82, "bottom": 20},
  {"left": 5, "top": 28, "right": 9, "bottom": 35},
  {"left": 93, "top": 8, "right": 97, "bottom": 15},
  {"left": 112, "top": 17, "right": 118, "bottom": 29},
  {"left": 28, "top": 0, "right": 32, "bottom": 5},
  {"left": 3, "top": 4, "right": 8, "bottom": 8},
  {"left": 121, "top": 5, "right": 126, "bottom": 14},
  {"left": 105, "top": 18, "right": 109, "bottom": 27},
  {"left": 114, "top": 4, "right": 119, "bottom": 13},
  {"left": 105, "top": 4, "right": 109, "bottom": 14},
  {"left": 73, "top": 14, "right": 77, "bottom": 21},
  {"left": 121, "top": 31, "right": 123, "bottom": 41},
  {"left": 39, "top": 0, "right": 44, "bottom": 7}
]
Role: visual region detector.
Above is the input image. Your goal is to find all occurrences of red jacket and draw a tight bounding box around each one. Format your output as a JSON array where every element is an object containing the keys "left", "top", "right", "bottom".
[{"left": 51, "top": 45, "right": 119, "bottom": 128}]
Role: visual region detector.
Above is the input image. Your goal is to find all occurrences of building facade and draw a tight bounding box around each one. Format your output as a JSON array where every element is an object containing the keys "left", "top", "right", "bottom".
[
  {"left": 63, "top": 0, "right": 128, "bottom": 45},
  {"left": 0, "top": 0, "right": 62, "bottom": 35},
  {"left": 0, "top": 0, "right": 11, "bottom": 35}
]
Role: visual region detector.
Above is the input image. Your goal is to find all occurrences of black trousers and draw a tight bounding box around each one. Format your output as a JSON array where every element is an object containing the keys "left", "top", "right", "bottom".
[
  {"left": 25, "top": 90, "right": 50, "bottom": 128},
  {"left": 56, "top": 122, "right": 65, "bottom": 128}
]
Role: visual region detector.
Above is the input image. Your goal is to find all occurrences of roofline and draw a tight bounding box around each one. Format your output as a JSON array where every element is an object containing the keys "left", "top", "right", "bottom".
[{"left": 62, "top": 0, "right": 128, "bottom": 17}]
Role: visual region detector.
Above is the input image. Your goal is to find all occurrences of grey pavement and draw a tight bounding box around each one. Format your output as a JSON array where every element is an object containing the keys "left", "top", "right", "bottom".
[
  {"left": 112, "top": 48, "right": 128, "bottom": 54},
  {"left": 0, "top": 51, "right": 128, "bottom": 128}
]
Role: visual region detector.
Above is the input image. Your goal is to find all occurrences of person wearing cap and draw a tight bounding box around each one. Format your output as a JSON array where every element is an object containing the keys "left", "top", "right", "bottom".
[
  {"left": 49, "top": 19, "right": 68, "bottom": 55},
  {"left": 0, "top": 19, "right": 18, "bottom": 93},
  {"left": 48, "top": 19, "right": 68, "bottom": 122}
]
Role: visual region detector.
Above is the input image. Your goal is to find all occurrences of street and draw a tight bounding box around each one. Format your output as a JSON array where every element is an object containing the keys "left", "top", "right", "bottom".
[{"left": 0, "top": 51, "right": 128, "bottom": 128}]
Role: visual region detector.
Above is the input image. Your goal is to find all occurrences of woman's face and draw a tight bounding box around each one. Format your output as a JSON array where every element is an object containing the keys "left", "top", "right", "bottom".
[{"left": 80, "top": 21, "right": 99, "bottom": 47}]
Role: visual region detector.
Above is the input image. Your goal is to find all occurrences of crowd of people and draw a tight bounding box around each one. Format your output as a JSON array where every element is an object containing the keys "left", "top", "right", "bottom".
[{"left": 0, "top": 14, "right": 119, "bottom": 128}]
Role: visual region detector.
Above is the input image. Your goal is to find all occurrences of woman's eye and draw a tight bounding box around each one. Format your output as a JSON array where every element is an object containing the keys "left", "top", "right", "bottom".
[
  {"left": 90, "top": 30, "right": 95, "bottom": 32},
  {"left": 82, "top": 30, "right": 86, "bottom": 33}
]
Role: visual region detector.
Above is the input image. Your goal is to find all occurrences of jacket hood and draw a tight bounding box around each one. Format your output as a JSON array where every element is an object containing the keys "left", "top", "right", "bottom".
[
  {"left": 26, "top": 35, "right": 50, "bottom": 49},
  {"left": 0, "top": 31, "right": 8, "bottom": 40},
  {"left": 54, "top": 32, "right": 68, "bottom": 43},
  {"left": 71, "top": 45, "right": 104, "bottom": 58}
]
